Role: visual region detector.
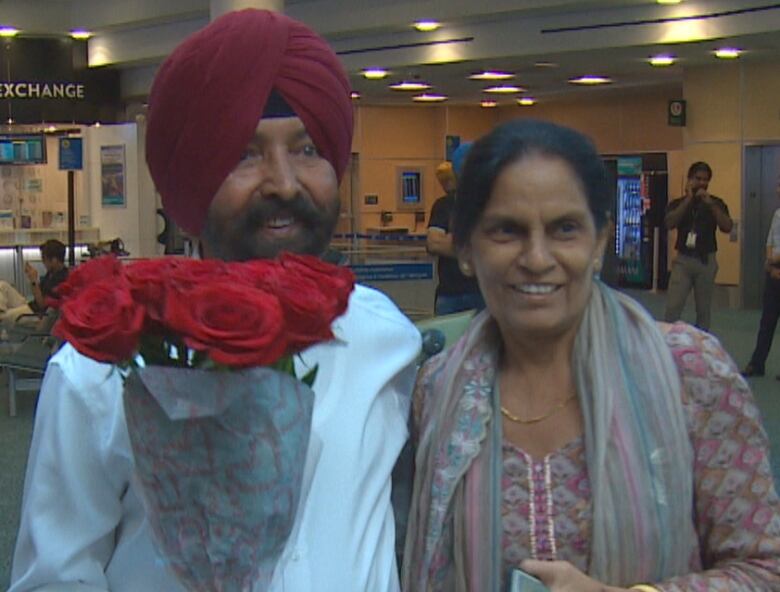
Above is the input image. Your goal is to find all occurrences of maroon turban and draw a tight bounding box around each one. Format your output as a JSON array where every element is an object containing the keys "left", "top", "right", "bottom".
[{"left": 146, "top": 9, "right": 353, "bottom": 236}]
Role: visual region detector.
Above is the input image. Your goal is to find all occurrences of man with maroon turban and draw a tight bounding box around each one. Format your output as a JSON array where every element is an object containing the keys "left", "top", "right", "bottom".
[{"left": 10, "top": 10, "right": 420, "bottom": 592}]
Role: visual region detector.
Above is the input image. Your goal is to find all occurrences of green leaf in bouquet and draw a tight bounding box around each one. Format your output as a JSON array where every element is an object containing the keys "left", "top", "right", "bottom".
[
  {"left": 272, "top": 355, "right": 294, "bottom": 377},
  {"left": 269, "top": 355, "right": 317, "bottom": 386},
  {"left": 300, "top": 365, "right": 318, "bottom": 388},
  {"left": 191, "top": 348, "right": 219, "bottom": 370}
]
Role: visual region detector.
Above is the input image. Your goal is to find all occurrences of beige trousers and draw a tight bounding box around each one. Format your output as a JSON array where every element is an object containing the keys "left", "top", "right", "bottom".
[
  {"left": 664, "top": 253, "right": 718, "bottom": 331},
  {"left": 0, "top": 280, "right": 29, "bottom": 312}
]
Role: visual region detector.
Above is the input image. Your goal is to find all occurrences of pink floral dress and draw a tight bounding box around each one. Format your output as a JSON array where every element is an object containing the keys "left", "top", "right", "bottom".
[{"left": 501, "top": 323, "right": 780, "bottom": 590}]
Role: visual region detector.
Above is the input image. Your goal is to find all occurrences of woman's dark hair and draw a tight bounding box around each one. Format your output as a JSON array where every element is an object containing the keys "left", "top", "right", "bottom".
[{"left": 452, "top": 119, "right": 612, "bottom": 248}]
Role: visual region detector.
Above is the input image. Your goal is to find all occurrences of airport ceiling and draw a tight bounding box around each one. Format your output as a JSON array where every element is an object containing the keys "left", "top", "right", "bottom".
[{"left": 2, "top": 0, "right": 780, "bottom": 107}]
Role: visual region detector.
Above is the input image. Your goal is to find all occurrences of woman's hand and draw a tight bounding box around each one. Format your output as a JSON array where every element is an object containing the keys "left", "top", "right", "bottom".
[{"left": 520, "top": 559, "right": 632, "bottom": 592}]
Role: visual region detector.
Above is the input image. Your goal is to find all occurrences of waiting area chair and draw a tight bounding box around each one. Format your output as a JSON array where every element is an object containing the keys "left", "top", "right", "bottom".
[
  {"left": 414, "top": 309, "right": 476, "bottom": 364},
  {"left": 0, "top": 311, "right": 60, "bottom": 416},
  {"left": 0, "top": 335, "right": 58, "bottom": 417},
  {"left": 5, "top": 309, "right": 58, "bottom": 340}
]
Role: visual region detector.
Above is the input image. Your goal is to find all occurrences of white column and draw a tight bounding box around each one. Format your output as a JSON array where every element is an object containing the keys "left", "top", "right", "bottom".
[{"left": 210, "top": 0, "right": 284, "bottom": 20}]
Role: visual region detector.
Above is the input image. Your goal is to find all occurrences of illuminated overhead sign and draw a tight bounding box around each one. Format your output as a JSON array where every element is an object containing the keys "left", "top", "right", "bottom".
[{"left": 0, "top": 81, "right": 86, "bottom": 99}]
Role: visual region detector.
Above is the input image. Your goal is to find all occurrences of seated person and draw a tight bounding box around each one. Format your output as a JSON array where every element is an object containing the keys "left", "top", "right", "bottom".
[{"left": 0, "top": 239, "right": 68, "bottom": 324}]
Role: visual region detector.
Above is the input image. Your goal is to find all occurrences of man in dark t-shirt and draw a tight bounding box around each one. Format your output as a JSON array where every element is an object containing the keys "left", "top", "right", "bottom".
[
  {"left": 0, "top": 239, "right": 69, "bottom": 324},
  {"left": 426, "top": 160, "right": 484, "bottom": 315},
  {"left": 664, "top": 161, "right": 733, "bottom": 331}
]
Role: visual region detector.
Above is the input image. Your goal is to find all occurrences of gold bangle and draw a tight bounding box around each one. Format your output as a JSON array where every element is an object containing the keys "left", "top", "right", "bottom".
[{"left": 630, "top": 586, "right": 659, "bottom": 592}]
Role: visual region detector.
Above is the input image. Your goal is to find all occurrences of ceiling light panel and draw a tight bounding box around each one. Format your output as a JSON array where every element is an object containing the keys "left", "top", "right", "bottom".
[
  {"left": 390, "top": 81, "right": 432, "bottom": 91},
  {"left": 413, "top": 93, "right": 447, "bottom": 102},
  {"left": 362, "top": 68, "right": 388, "bottom": 79},
  {"left": 483, "top": 85, "right": 525, "bottom": 93},
  {"left": 569, "top": 75, "right": 612, "bottom": 85},
  {"left": 414, "top": 20, "right": 441, "bottom": 32},
  {"left": 649, "top": 54, "right": 676, "bottom": 66},
  {"left": 469, "top": 71, "right": 514, "bottom": 81},
  {"left": 714, "top": 47, "right": 742, "bottom": 59}
]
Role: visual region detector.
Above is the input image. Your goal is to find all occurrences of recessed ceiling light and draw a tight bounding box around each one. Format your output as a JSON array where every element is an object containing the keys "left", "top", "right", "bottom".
[
  {"left": 413, "top": 93, "right": 447, "bottom": 102},
  {"left": 483, "top": 85, "right": 525, "bottom": 94},
  {"left": 469, "top": 70, "right": 514, "bottom": 81},
  {"left": 569, "top": 75, "right": 612, "bottom": 85},
  {"left": 649, "top": 54, "right": 676, "bottom": 66},
  {"left": 480, "top": 99, "right": 497, "bottom": 108},
  {"left": 0, "top": 27, "right": 19, "bottom": 37},
  {"left": 350, "top": 91, "right": 361, "bottom": 99},
  {"left": 714, "top": 47, "right": 741, "bottom": 59},
  {"left": 70, "top": 29, "right": 92, "bottom": 40},
  {"left": 517, "top": 97, "right": 536, "bottom": 106},
  {"left": 657, "top": 0, "right": 681, "bottom": 4},
  {"left": 390, "top": 81, "right": 432, "bottom": 91},
  {"left": 362, "top": 68, "right": 388, "bottom": 80},
  {"left": 413, "top": 20, "right": 441, "bottom": 32}
]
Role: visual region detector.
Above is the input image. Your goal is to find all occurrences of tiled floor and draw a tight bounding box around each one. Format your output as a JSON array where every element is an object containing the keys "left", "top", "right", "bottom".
[{"left": 0, "top": 287, "right": 778, "bottom": 588}]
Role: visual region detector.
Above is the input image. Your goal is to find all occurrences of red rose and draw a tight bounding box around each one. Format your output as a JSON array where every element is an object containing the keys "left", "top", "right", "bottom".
[
  {"left": 225, "top": 259, "right": 283, "bottom": 289},
  {"left": 165, "top": 259, "right": 230, "bottom": 291},
  {"left": 277, "top": 253, "right": 355, "bottom": 319},
  {"left": 164, "top": 282, "right": 287, "bottom": 368},
  {"left": 260, "top": 269, "right": 336, "bottom": 352},
  {"left": 124, "top": 257, "right": 185, "bottom": 327},
  {"left": 53, "top": 255, "right": 125, "bottom": 302},
  {"left": 53, "top": 278, "right": 145, "bottom": 363}
]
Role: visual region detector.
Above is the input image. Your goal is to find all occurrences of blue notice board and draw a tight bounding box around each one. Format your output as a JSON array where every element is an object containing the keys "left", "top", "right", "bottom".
[
  {"left": 59, "top": 137, "right": 83, "bottom": 170},
  {"left": 349, "top": 262, "right": 433, "bottom": 282}
]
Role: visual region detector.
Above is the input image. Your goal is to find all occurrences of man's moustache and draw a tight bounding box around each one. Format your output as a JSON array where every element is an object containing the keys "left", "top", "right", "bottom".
[{"left": 244, "top": 194, "right": 321, "bottom": 229}]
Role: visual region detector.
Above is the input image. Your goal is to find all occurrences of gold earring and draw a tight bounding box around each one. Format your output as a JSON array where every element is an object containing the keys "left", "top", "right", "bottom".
[
  {"left": 460, "top": 262, "right": 472, "bottom": 276},
  {"left": 593, "top": 258, "right": 602, "bottom": 273}
]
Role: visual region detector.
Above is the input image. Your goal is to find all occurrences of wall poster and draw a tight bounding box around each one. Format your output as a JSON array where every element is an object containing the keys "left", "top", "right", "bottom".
[{"left": 101, "top": 144, "right": 126, "bottom": 207}]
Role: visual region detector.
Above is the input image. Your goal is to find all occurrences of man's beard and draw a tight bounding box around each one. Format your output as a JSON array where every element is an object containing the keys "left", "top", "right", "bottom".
[{"left": 202, "top": 193, "right": 340, "bottom": 262}]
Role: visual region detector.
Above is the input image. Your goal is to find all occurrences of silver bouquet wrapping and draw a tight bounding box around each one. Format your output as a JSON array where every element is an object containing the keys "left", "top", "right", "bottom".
[{"left": 123, "top": 365, "right": 315, "bottom": 591}]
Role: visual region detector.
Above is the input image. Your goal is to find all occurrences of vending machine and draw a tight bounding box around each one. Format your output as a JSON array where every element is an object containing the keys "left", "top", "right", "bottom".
[{"left": 604, "top": 154, "right": 669, "bottom": 290}]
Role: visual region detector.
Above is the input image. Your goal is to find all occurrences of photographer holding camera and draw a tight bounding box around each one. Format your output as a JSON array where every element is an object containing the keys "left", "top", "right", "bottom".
[{"left": 664, "top": 162, "right": 733, "bottom": 331}]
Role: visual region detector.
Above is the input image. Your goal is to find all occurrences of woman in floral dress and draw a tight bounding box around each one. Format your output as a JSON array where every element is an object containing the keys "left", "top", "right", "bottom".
[{"left": 403, "top": 119, "right": 780, "bottom": 592}]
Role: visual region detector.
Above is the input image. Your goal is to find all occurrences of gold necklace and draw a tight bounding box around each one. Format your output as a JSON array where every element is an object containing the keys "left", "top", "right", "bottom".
[{"left": 500, "top": 392, "right": 577, "bottom": 425}]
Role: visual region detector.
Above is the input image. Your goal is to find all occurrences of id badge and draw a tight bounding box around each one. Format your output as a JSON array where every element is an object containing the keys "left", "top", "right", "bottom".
[
  {"left": 685, "top": 231, "right": 697, "bottom": 249},
  {"left": 509, "top": 569, "right": 550, "bottom": 592}
]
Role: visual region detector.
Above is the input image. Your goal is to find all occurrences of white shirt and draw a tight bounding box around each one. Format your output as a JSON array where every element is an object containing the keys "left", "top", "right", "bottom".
[
  {"left": 10, "top": 285, "right": 421, "bottom": 592},
  {"left": 767, "top": 208, "right": 780, "bottom": 254}
]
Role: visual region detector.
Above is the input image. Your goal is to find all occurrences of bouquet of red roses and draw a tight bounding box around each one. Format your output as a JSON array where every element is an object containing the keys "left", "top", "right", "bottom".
[{"left": 50, "top": 253, "right": 354, "bottom": 591}]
